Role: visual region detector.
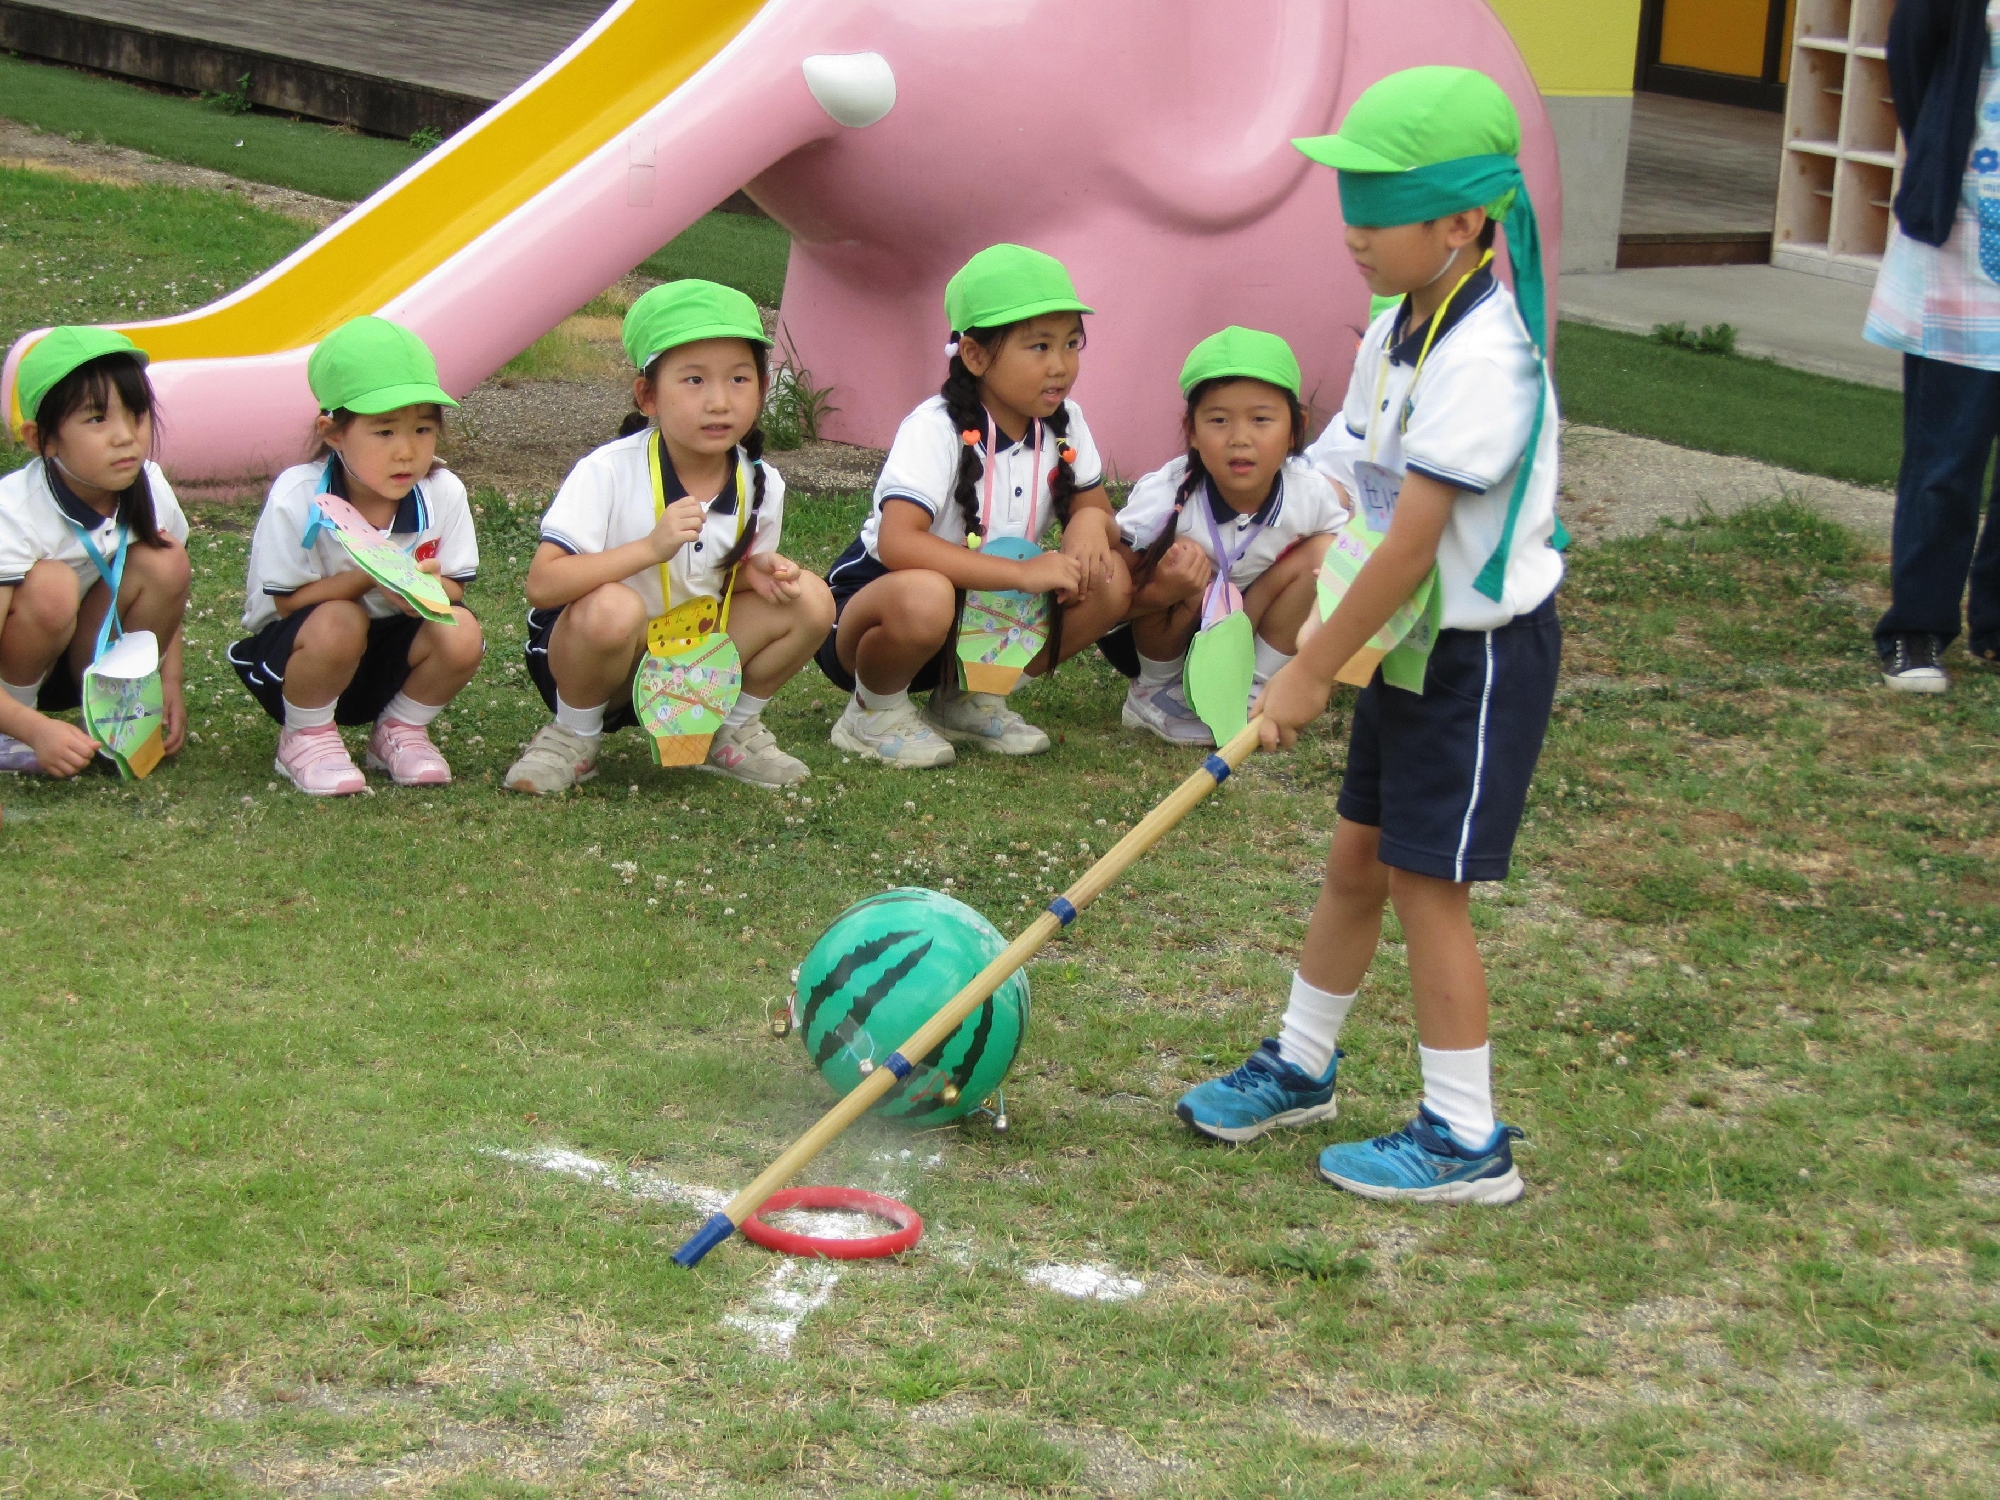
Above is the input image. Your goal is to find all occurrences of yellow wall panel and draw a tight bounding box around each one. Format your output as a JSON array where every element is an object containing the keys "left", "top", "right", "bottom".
[
  {"left": 1485, "top": 0, "right": 1644, "bottom": 97},
  {"left": 1659, "top": 0, "right": 1770, "bottom": 78}
]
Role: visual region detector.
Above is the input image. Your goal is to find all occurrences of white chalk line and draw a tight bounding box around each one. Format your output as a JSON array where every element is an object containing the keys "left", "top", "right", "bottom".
[
  {"left": 1022, "top": 1263, "right": 1146, "bottom": 1302},
  {"left": 723, "top": 1261, "right": 840, "bottom": 1355}
]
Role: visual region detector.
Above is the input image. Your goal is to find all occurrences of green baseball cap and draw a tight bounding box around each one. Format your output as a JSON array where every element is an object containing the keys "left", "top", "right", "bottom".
[
  {"left": 308, "top": 316, "right": 456, "bottom": 414},
  {"left": 1293, "top": 66, "right": 1520, "bottom": 174},
  {"left": 1179, "top": 326, "right": 1301, "bottom": 399},
  {"left": 623, "top": 280, "right": 770, "bottom": 371},
  {"left": 17, "top": 327, "right": 149, "bottom": 427},
  {"left": 945, "top": 244, "right": 1092, "bottom": 335}
]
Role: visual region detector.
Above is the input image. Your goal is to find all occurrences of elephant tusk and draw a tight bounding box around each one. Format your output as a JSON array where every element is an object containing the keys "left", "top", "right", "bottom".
[{"left": 802, "top": 53, "right": 896, "bottom": 129}]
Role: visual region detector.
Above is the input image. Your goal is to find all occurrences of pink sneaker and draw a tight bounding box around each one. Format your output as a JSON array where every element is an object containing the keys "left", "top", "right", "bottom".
[
  {"left": 366, "top": 718, "right": 451, "bottom": 786},
  {"left": 274, "top": 724, "right": 366, "bottom": 797}
]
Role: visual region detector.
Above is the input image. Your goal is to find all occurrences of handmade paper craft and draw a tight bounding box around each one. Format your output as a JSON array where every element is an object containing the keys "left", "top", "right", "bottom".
[
  {"left": 1315, "top": 520, "right": 1440, "bottom": 694},
  {"left": 957, "top": 536, "right": 1049, "bottom": 694},
  {"left": 304, "top": 493, "right": 457, "bottom": 623},
  {"left": 1351, "top": 459, "right": 1402, "bottom": 533},
  {"left": 646, "top": 594, "right": 724, "bottom": 656},
  {"left": 81, "top": 628, "right": 164, "bottom": 780},
  {"left": 1185, "top": 608, "right": 1256, "bottom": 744},
  {"left": 634, "top": 633, "right": 742, "bottom": 766}
]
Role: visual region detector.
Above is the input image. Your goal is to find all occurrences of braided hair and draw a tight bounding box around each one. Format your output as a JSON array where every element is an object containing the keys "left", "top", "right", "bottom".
[
  {"left": 939, "top": 322, "right": 1084, "bottom": 674},
  {"left": 621, "top": 342, "right": 772, "bottom": 576},
  {"left": 1135, "top": 377, "right": 1307, "bottom": 577}
]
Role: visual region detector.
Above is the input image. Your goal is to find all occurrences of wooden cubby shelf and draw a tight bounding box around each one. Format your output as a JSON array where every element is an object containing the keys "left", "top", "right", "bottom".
[{"left": 1774, "top": 0, "right": 1902, "bottom": 284}]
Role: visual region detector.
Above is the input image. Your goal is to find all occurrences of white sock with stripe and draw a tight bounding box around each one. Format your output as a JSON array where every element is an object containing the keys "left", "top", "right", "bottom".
[
  {"left": 1419, "top": 1043, "right": 1496, "bottom": 1146},
  {"left": 1274, "top": 971, "right": 1354, "bottom": 1079},
  {"left": 554, "top": 693, "right": 605, "bottom": 740},
  {"left": 723, "top": 692, "right": 769, "bottom": 729},
  {"left": 1136, "top": 652, "right": 1183, "bottom": 688},
  {"left": 282, "top": 697, "right": 336, "bottom": 731}
]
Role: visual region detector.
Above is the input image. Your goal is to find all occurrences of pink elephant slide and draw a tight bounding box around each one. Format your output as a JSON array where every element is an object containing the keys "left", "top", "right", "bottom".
[{"left": 1, "top": 0, "right": 1558, "bottom": 482}]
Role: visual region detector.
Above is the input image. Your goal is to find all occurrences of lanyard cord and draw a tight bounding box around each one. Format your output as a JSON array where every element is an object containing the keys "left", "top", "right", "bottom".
[
  {"left": 1196, "top": 474, "right": 1274, "bottom": 586},
  {"left": 63, "top": 515, "right": 130, "bottom": 661},
  {"left": 978, "top": 411, "right": 1042, "bottom": 545},
  {"left": 1365, "top": 248, "right": 1495, "bottom": 462},
  {"left": 650, "top": 430, "right": 750, "bottom": 633}
]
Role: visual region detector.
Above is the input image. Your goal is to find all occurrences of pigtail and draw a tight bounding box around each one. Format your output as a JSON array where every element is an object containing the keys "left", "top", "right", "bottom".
[
  {"left": 939, "top": 350, "right": 987, "bottom": 540},
  {"left": 1041, "top": 400, "right": 1078, "bottom": 531},
  {"left": 617, "top": 410, "right": 651, "bottom": 438},
  {"left": 717, "top": 424, "right": 767, "bottom": 575},
  {"left": 1136, "top": 379, "right": 1309, "bottom": 580}
]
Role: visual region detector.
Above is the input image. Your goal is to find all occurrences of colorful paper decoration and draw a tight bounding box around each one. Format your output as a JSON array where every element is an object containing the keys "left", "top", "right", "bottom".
[
  {"left": 633, "top": 632, "right": 742, "bottom": 766},
  {"left": 1184, "top": 608, "right": 1255, "bottom": 743},
  {"left": 958, "top": 536, "right": 1049, "bottom": 694},
  {"left": 81, "top": 628, "right": 164, "bottom": 780},
  {"left": 646, "top": 594, "right": 723, "bottom": 656},
  {"left": 1315, "top": 519, "right": 1440, "bottom": 694},
  {"left": 306, "top": 493, "right": 457, "bottom": 624}
]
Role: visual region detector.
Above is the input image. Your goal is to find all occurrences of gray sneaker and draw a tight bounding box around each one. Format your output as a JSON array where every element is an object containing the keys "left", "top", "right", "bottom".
[
  {"left": 700, "top": 715, "right": 808, "bottom": 788},
  {"left": 831, "top": 695, "right": 956, "bottom": 768},
  {"left": 0, "top": 733, "right": 42, "bottom": 773},
  {"left": 924, "top": 683, "right": 1050, "bottom": 755},
  {"left": 1121, "top": 681, "right": 1214, "bottom": 746},
  {"left": 504, "top": 721, "right": 601, "bottom": 795}
]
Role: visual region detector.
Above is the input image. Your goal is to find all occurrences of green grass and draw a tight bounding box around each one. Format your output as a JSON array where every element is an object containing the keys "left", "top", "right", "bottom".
[
  {"left": 1556, "top": 318, "right": 1903, "bottom": 488},
  {"left": 0, "top": 496, "right": 1996, "bottom": 1498},
  {"left": 0, "top": 168, "right": 314, "bottom": 354},
  {"left": 639, "top": 210, "right": 791, "bottom": 308},
  {"left": 0, "top": 52, "right": 426, "bottom": 202}
]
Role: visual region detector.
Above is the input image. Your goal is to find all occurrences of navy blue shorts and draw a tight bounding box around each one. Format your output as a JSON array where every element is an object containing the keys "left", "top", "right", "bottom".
[
  {"left": 31, "top": 653, "right": 82, "bottom": 713},
  {"left": 811, "top": 538, "right": 952, "bottom": 696},
  {"left": 228, "top": 605, "right": 426, "bottom": 727},
  {"left": 522, "top": 606, "right": 640, "bottom": 733},
  {"left": 1337, "top": 595, "right": 1561, "bottom": 883}
]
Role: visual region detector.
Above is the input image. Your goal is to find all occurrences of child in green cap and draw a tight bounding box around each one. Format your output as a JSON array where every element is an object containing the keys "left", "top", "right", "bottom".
[
  {"left": 506, "top": 280, "right": 831, "bottom": 793},
  {"left": 229, "top": 316, "right": 483, "bottom": 796},
  {"left": 0, "top": 328, "right": 191, "bottom": 777},
  {"left": 1176, "top": 67, "right": 1564, "bottom": 1205},
  {"left": 815, "top": 244, "right": 1130, "bottom": 767},
  {"left": 1111, "top": 326, "right": 1351, "bottom": 747}
]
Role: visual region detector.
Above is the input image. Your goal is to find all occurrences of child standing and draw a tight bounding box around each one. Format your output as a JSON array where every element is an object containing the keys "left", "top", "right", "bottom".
[
  {"left": 0, "top": 329, "right": 190, "bottom": 777},
  {"left": 1114, "top": 327, "right": 1350, "bottom": 746},
  {"left": 1177, "top": 69, "right": 1564, "bottom": 1204},
  {"left": 229, "top": 317, "right": 484, "bottom": 795},
  {"left": 816, "top": 244, "right": 1131, "bottom": 767},
  {"left": 506, "top": 280, "right": 831, "bottom": 793}
]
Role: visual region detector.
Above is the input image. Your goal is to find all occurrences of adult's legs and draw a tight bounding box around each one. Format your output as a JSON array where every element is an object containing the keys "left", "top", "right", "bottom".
[{"left": 1877, "top": 353, "right": 2000, "bottom": 650}]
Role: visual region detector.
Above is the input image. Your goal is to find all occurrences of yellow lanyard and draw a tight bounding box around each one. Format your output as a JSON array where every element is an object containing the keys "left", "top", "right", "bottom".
[
  {"left": 1365, "top": 248, "right": 1495, "bottom": 463},
  {"left": 649, "top": 430, "right": 750, "bottom": 635}
]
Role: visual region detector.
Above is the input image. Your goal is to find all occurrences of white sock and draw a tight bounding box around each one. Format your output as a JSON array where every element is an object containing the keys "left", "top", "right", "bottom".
[
  {"left": 1252, "top": 635, "right": 1293, "bottom": 683},
  {"left": 1136, "top": 651, "right": 1183, "bottom": 687},
  {"left": 554, "top": 693, "right": 605, "bottom": 740},
  {"left": 282, "top": 697, "right": 336, "bottom": 731},
  {"left": 1, "top": 677, "right": 41, "bottom": 709},
  {"left": 723, "top": 691, "right": 769, "bottom": 729},
  {"left": 1419, "top": 1043, "right": 1496, "bottom": 1146},
  {"left": 855, "top": 683, "right": 909, "bottom": 713},
  {"left": 1275, "top": 971, "right": 1355, "bottom": 1079},
  {"left": 380, "top": 691, "right": 442, "bottom": 727}
]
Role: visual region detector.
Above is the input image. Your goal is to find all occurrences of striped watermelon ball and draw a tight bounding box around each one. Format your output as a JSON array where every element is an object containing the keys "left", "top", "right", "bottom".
[{"left": 793, "top": 887, "right": 1029, "bottom": 1123}]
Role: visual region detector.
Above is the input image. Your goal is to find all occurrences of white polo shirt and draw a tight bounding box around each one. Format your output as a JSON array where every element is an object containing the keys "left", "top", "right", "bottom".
[
  {"left": 0, "top": 458, "right": 188, "bottom": 590},
  {"left": 241, "top": 459, "right": 480, "bottom": 631},
  {"left": 855, "top": 395, "right": 1104, "bottom": 560},
  {"left": 539, "top": 430, "right": 785, "bottom": 617},
  {"left": 1118, "top": 456, "right": 1350, "bottom": 588},
  {"left": 1305, "top": 267, "right": 1563, "bottom": 631}
]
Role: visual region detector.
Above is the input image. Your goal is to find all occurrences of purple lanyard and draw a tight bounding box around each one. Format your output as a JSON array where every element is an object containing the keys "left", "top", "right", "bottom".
[{"left": 1197, "top": 479, "right": 1270, "bottom": 618}]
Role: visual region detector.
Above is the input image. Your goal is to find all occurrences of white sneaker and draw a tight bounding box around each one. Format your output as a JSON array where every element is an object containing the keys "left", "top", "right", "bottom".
[
  {"left": 504, "top": 721, "right": 601, "bottom": 795},
  {"left": 1121, "top": 680, "right": 1214, "bottom": 746},
  {"left": 831, "top": 695, "right": 956, "bottom": 768},
  {"left": 701, "top": 715, "right": 809, "bottom": 788},
  {"left": 924, "top": 683, "right": 1050, "bottom": 755}
]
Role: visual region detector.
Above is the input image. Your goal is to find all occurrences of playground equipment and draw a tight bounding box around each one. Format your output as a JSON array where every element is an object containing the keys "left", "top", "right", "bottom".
[{"left": 3, "top": 0, "right": 1558, "bottom": 481}]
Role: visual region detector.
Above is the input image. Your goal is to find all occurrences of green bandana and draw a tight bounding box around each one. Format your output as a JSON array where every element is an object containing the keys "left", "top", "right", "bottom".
[{"left": 1295, "top": 66, "right": 1563, "bottom": 600}]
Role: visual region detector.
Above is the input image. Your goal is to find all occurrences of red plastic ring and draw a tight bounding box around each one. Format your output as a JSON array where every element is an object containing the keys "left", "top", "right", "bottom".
[{"left": 738, "top": 1186, "right": 924, "bottom": 1260}]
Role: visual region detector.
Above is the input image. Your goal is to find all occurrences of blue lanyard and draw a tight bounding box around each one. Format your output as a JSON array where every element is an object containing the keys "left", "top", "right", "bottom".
[{"left": 63, "top": 514, "right": 131, "bottom": 662}]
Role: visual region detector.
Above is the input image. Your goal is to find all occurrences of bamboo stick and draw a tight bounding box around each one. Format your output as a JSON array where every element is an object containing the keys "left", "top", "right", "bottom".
[{"left": 671, "top": 718, "right": 1265, "bottom": 1267}]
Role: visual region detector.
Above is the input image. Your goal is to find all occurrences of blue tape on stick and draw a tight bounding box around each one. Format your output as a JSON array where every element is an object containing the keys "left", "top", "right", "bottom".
[
  {"left": 1048, "top": 896, "right": 1077, "bottom": 927},
  {"left": 884, "top": 1052, "right": 912, "bottom": 1079},
  {"left": 1203, "top": 754, "right": 1231, "bottom": 784},
  {"left": 670, "top": 1211, "right": 738, "bottom": 1268}
]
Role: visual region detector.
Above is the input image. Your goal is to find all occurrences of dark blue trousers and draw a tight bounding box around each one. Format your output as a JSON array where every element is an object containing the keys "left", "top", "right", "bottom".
[{"left": 1878, "top": 353, "right": 2000, "bottom": 656}]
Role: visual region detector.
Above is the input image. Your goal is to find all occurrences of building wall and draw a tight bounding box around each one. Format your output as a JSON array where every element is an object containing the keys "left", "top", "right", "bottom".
[{"left": 1486, "top": 0, "right": 1645, "bottom": 273}]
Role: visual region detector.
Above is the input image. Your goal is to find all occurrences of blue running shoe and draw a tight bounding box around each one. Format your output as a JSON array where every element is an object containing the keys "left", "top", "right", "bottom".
[
  {"left": 1175, "top": 1039, "right": 1338, "bottom": 1142},
  {"left": 1317, "top": 1106, "right": 1526, "bottom": 1204}
]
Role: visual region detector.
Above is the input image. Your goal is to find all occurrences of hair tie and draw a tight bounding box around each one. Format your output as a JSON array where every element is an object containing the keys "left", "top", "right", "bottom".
[
  {"left": 960, "top": 429, "right": 982, "bottom": 447},
  {"left": 1058, "top": 443, "right": 1077, "bottom": 465},
  {"left": 944, "top": 340, "right": 961, "bottom": 359}
]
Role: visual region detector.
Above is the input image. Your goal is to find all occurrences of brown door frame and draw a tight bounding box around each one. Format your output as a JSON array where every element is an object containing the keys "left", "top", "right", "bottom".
[{"left": 1636, "top": 0, "right": 1791, "bottom": 111}]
